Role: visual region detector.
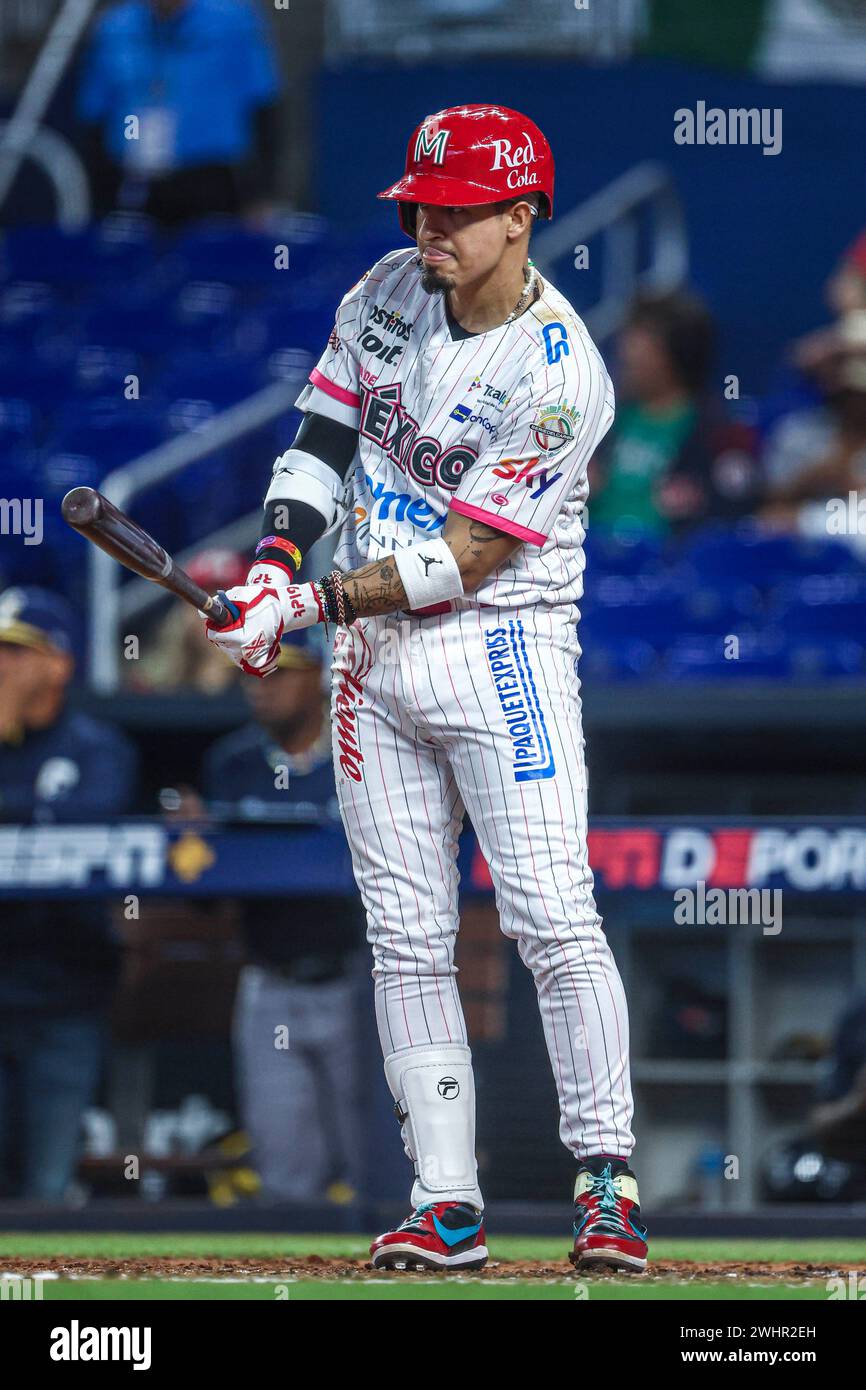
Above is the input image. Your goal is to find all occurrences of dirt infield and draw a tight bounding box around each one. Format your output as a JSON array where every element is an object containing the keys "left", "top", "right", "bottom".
[{"left": 1, "top": 1255, "right": 863, "bottom": 1283}]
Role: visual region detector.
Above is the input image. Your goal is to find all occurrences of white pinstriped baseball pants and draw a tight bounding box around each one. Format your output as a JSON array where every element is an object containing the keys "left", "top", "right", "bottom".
[{"left": 331, "top": 603, "right": 635, "bottom": 1171}]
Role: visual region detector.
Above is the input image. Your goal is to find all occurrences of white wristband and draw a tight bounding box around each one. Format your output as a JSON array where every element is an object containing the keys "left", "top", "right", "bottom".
[
  {"left": 276, "top": 582, "right": 324, "bottom": 629},
  {"left": 393, "top": 537, "right": 464, "bottom": 611}
]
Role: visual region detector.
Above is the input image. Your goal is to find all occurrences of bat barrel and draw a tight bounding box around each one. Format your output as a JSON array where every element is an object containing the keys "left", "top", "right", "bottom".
[
  {"left": 61, "top": 486, "right": 103, "bottom": 529},
  {"left": 60, "top": 484, "right": 236, "bottom": 629}
]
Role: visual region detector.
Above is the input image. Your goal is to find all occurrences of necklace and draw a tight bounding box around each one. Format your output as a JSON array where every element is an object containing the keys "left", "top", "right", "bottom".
[{"left": 503, "top": 262, "right": 539, "bottom": 325}]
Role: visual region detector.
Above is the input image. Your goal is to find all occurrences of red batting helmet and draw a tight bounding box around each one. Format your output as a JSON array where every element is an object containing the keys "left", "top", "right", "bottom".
[{"left": 378, "top": 104, "right": 554, "bottom": 237}]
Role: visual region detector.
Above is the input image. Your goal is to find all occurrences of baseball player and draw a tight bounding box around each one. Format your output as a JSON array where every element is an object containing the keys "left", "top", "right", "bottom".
[{"left": 204, "top": 104, "right": 647, "bottom": 1273}]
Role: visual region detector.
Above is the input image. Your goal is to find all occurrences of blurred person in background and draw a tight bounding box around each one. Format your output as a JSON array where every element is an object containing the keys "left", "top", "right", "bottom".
[
  {"left": 760, "top": 367, "right": 866, "bottom": 542},
  {"left": 76, "top": 0, "right": 282, "bottom": 225},
  {"left": 589, "top": 289, "right": 759, "bottom": 537},
  {"left": 809, "top": 995, "right": 866, "bottom": 1165},
  {"left": 203, "top": 630, "right": 365, "bottom": 1203},
  {"left": 0, "top": 587, "right": 137, "bottom": 1200},
  {"left": 128, "top": 548, "right": 247, "bottom": 692},
  {"left": 760, "top": 233, "right": 866, "bottom": 542}
]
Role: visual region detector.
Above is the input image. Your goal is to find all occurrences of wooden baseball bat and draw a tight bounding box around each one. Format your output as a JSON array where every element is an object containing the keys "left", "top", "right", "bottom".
[{"left": 61, "top": 486, "right": 236, "bottom": 628}]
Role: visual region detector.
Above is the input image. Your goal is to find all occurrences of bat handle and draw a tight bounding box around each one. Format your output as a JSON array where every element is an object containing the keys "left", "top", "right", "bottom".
[{"left": 202, "top": 591, "right": 240, "bottom": 629}]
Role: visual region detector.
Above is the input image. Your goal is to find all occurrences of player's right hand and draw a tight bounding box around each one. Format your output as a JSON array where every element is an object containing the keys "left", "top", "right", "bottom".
[
  {"left": 203, "top": 582, "right": 323, "bottom": 678},
  {"left": 204, "top": 586, "right": 285, "bottom": 678}
]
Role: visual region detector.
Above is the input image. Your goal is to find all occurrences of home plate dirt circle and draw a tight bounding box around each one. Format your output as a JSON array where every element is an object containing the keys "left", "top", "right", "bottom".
[{"left": 1, "top": 1256, "right": 863, "bottom": 1283}]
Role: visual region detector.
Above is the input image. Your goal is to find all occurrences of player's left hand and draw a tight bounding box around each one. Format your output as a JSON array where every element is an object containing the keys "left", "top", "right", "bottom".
[{"left": 204, "top": 583, "right": 323, "bottom": 678}]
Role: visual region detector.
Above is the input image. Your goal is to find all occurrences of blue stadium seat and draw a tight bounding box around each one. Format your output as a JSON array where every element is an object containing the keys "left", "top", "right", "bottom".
[
  {"left": 170, "top": 280, "right": 240, "bottom": 352},
  {"left": 663, "top": 631, "right": 789, "bottom": 680},
  {"left": 0, "top": 217, "right": 156, "bottom": 288},
  {"left": 0, "top": 350, "right": 64, "bottom": 408},
  {"left": 578, "top": 637, "right": 659, "bottom": 681},
  {"left": 786, "top": 639, "right": 866, "bottom": 679},
  {"left": 81, "top": 299, "right": 178, "bottom": 356},
  {"left": 44, "top": 399, "right": 167, "bottom": 476},
  {"left": 680, "top": 524, "right": 858, "bottom": 588},
  {"left": 156, "top": 350, "right": 266, "bottom": 407},
  {"left": 580, "top": 577, "right": 687, "bottom": 651},
  {"left": 680, "top": 581, "right": 764, "bottom": 635},
  {"left": 0, "top": 281, "right": 61, "bottom": 344},
  {"left": 584, "top": 530, "right": 663, "bottom": 578},
  {"left": 228, "top": 304, "right": 335, "bottom": 358},
  {"left": 73, "top": 344, "right": 143, "bottom": 397},
  {"left": 770, "top": 575, "right": 866, "bottom": 638},
  {"left": 168, "top": 221, "right": 322, "bottom": 286},
  {"left": 0, "top": 397, "right": 39, "bottom": 450}
]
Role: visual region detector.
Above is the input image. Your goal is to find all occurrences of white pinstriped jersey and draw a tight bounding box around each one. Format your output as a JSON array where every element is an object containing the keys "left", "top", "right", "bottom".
[{"left": 294, "top": 248, "right": 615, "bottom": 609}]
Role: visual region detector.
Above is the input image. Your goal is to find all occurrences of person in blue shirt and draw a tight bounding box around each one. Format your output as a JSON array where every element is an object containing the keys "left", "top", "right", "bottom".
[
  {"left": 0, "top": 587, "right": 138, "bottom": 1200},
  {"left": 76, "top": 0, "right": 282, "bottom": 223},
  {"left": 203, "top": 628, "right": 365, "bottom": 1202}
]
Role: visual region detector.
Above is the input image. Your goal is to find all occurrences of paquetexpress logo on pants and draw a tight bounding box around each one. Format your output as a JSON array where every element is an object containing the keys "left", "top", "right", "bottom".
[{"left": 484, "top": 621, "right": 555, "bottom": 783}]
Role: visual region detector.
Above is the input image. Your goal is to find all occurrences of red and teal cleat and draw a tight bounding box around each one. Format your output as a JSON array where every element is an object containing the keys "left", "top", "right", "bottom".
[
  {"left": 570, "top": 1161, "right": 648, "bottom": 1273},
  {"left": 370, "top": 1201, "right": 488, "bottom": 1272}
]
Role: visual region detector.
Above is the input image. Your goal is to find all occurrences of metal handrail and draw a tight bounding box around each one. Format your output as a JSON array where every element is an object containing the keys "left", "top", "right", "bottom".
[
  {"left": 531, "top": 161, "right": 689, "bottom": 341},
  {"left": 87, "top": 373, "right": 307, "bottom": 691},
  {"left": 0, "top": 0, "right": 98, "bottom": 220},
  {"left": 0, "top": 121, "right": 91, "bottom": 228}
]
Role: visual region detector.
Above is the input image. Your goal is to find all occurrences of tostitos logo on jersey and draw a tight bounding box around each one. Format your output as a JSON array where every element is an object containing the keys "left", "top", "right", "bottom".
[
  {"left": 360, "top": 382, "right": 477, "bottom": 491},
  {"left": 532, "top": 402, "right": 580, "bottom": 453},
  {"left": 484, "top": 622, "right": 556, "bottom": 783}
]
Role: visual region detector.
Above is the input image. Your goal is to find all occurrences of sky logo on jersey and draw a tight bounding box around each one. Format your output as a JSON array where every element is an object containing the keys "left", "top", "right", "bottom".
[
  {"left": 484, "top": 621, "right": 556, "bottom": 783},
  {"left": 491, "top": 456, "right": 563, "bottom": 497}
]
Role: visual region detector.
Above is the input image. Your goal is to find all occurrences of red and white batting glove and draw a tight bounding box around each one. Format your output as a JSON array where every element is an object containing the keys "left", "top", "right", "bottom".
[{"left": 204, "top": 583, "right": 324, "bottom": 678}]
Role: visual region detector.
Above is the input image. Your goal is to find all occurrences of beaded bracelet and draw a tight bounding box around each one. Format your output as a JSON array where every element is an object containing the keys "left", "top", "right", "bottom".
[{"left": 314, "top": 571, "right": 357, "bottom": 626}]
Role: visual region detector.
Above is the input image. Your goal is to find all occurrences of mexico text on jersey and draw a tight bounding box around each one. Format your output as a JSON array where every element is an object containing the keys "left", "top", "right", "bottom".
[{"left": 293, "top": 249, "right": 616, "bottom": 609}]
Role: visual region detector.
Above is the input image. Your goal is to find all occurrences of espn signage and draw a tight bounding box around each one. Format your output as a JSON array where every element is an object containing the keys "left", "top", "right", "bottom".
[
  {"left": 471, "top": 825, "right": 866, "bottom": 894},
  {"left": 0, "top": 824, "right": 166, "bottom": 890},
  {"left": 2, "top": 822, "right": 866, "bottom": 896}
]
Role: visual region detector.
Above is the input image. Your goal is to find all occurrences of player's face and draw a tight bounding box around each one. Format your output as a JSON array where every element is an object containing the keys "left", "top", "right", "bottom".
[{"left": 415, "top": 203, "right": 512, "bottom": 293}]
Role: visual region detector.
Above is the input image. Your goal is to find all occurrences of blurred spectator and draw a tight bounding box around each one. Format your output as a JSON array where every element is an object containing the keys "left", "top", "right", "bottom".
[
  {"left": 809, "top": 995, "right": 866, "bottom": 1164},
  {"left": 0, "top": 587, "right": 137, "bottom": 1200},
  {"left": 760, "top": 312, "right": 866, "bottom": 541},
  {"left": 203, "top": 631, "right": 365, "bottom": 1202},
  {"left": 792, "top": 230, "right": 866, "bottom": 380},
  {"left": 128, "top": 547, "right": 247, "bottom": 692},
  {"left": 590, "top": 290, "right": 759, "bottom": 536},
  {"left": 76, "top": 0, "right": 282, "bottom": 225}
]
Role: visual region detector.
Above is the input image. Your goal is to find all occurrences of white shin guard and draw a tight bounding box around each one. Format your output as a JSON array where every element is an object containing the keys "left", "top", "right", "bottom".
[{"left": 384, "top": 1045, "right": 483, "bottom": 1211}]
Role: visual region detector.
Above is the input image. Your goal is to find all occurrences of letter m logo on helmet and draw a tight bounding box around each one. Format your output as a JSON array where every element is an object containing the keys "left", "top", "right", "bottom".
[{"left": 414, "top": 122, "right": 451, "bottom": 166}]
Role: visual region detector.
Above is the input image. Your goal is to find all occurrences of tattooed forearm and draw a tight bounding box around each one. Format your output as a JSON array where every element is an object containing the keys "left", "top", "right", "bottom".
[
  {"left": 450, "top": 519, "right": 506, "bottom": 569},
  {"left": 344, "top": 559, "right": 408, "bottom": 617},
  {"left": 343, "top": 514, "right": 521, "bottom": 618}
]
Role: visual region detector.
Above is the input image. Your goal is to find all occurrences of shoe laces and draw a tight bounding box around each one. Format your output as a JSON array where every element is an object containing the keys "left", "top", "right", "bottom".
[
  {"left": 398, "top": 1204, "right": 434, "bottom": 1232},
  {"left": 584, "top": 1166, "right": 629, "bottom": 1236}
]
